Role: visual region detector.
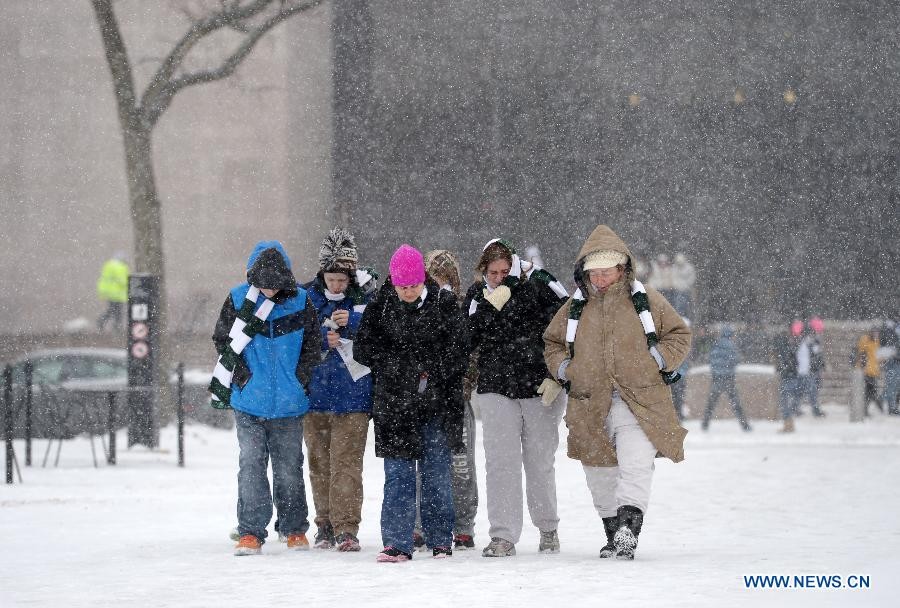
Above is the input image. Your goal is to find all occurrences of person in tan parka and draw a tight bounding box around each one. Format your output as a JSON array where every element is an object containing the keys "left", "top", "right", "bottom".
[{"left": 543, "top": 224, "right": 691, "bottom": 560}]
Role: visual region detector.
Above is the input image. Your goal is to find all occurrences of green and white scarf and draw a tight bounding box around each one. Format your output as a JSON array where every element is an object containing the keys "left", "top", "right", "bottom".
[
  {"left": 567, "top": 279, "right": 681, "bottom": 385},
  {"left": 209, "top": 286, "right": 275, "bottom": 409},
  {"left": 524, "top": 264, "right": 569, "bottom": 299}
]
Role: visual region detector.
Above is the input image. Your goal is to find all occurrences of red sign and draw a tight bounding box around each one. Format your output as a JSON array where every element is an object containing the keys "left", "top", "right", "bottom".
[
  {"left": 131, "top": 322, "right": 149, "bottom": 340},
  {"left": 131, "top": 341, "right": 149, "bottom": 359}
]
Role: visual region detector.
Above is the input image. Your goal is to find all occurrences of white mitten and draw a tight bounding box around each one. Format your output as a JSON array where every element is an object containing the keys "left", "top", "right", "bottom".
[
  {"left": 537, "top": 378, "right": 563, "bottom": 406},
  {"left": 484, "top": 285, "right": 511, "bottom": 311}
]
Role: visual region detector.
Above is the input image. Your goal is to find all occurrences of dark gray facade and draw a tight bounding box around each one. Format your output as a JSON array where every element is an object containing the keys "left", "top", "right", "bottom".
[{"left": 333, "top": 1, "right": 900, "bottom": 321}]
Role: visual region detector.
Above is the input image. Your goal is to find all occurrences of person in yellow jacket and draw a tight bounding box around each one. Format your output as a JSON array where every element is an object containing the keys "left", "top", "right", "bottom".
[
  {"left": 856, "top": 328, "right": 882, "bottom": 416},
  {"left": 96, "top": 253, "right": 129, "bottom": 332}
]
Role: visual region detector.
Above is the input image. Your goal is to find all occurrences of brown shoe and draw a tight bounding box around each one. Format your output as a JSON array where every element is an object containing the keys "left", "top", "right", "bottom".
[
  {"left": 234, "top": 534, "right": 262, "bottom": 556},
  {"left": 287, "top": 533, "right": 310, "bottom": 550},
  {"left": 780, "top": 418, "right": 795, "bottom": 433}
]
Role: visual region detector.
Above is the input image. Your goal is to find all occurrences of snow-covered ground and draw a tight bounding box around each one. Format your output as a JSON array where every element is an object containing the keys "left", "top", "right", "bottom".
[{"left": 2, "top": 403, "right": 899, "bottom": 607}]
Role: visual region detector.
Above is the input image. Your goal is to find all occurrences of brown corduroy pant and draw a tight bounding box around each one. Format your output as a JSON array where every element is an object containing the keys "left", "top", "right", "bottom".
[{"left": 303, "top": 411, "right": 369, "bottom": 536}]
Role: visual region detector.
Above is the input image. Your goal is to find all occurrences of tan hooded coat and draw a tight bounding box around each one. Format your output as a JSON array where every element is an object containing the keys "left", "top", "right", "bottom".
[{"left": 543, "top": 225, "right": 691, "bottom": 466}]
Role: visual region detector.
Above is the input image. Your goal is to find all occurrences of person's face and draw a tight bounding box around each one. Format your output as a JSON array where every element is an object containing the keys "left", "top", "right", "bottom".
[
  {"left": 394, "top": 282, "right": 425, "bottom": 303},
  {"left": 260, "top": 287, "right": 279, "bottom": 298},
  {"left": 429, "top": 273, "right": 449, "bottom": 289},
  {"left": 587, "top": 266, "right": 624, "bottom": 293},
  {"left": 485, "top": 259, "right": 511, "bottom": 289},
  {"left": 323, "top": 272, "right": 350, "bottom": 295}
]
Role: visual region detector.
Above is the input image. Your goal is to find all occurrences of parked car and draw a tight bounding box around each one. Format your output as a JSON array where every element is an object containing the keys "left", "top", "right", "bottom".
[{"left": 2, "top": 348, "right": 229, "bottom": 440}]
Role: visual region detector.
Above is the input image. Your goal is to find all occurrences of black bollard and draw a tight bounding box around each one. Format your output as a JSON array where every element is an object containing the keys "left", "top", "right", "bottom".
[
  {"left": 107, "top": 392, "right": 117, "bottom": 465},
  {"left": 5, "top": 365, "right": 13, "bottom": 484},
  {"left": 177, "top": 362, "right": 185, "bottom": 468},
  {"left": 24, "top": 359, "right": 32, "bottom": 466}
]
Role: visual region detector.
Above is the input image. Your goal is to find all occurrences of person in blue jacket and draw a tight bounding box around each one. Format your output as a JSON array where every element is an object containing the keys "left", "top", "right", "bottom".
[
  {"left": 211, "top": 240, "right": 322, "bottom": 555},
  {"left": 302, "top": 228, "right": 376, "bottom": 552},
  {"left": 701, "top": 325, "right": 751, "bottom": 431}
]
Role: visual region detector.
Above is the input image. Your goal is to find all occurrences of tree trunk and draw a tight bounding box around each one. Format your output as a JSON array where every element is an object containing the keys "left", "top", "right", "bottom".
[{"left": 123, "top": 124, "right": 173, "bottom": 420}]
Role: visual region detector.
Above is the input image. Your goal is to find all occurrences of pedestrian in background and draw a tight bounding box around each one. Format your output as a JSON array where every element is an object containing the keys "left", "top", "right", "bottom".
[
  {"left": 96, "top": 252, "right": 129, "bottom": 332},
  {"left": 879, "top": 319, "right": 900, "bottom": 415},
  {"left": 670, "top": 253, "right": 696, "bottom": 319},
  {"left": 795, "top": 323, "right": 826, "bottom": 417},
  {"left": 773, "top": 325, "right": 801, "bottom": 433},
  {"left": 702, "top": 325, "right": 751, "bottom": 431},
  {"left": 855, "top": 327, "right": 882, "bottom": 416}
]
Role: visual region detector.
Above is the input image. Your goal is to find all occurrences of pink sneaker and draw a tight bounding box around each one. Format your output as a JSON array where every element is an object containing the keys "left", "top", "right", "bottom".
[{"left": 376, "top": 546, "right": 412, "bottom": 562}]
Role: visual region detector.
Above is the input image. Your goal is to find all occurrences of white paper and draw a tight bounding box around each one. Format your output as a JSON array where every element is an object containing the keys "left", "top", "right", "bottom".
[{"left": 337, "top": 338, "right": 371, "bottom": 381}]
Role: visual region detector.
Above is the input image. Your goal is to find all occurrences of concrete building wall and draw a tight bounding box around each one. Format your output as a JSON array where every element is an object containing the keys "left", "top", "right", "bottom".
[{"left": 0, "top": 1, "right": 333, "bottom": 336}]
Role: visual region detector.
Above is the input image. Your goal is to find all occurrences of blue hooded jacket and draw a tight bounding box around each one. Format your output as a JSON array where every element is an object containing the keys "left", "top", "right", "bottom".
[
  {"left": 227, "top": 241, "right": 312, "bottom": 419},
  {"left": 305, "top": 277, "right": 374, "bottom": 413},
  {"left": 709, "top": 326, "right": 740, "bottom": 376}
]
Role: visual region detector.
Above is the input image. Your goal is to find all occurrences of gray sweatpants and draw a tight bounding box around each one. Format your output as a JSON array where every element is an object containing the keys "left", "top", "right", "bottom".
[
  {"left": 415, "top": 401, "right": 478, "bottom": 537},
  {"left": 474, "top": 390, "right": 565, "bottom": 544},
  {"left": 583, "top": 396, "right": 658, "bottom": 518}
]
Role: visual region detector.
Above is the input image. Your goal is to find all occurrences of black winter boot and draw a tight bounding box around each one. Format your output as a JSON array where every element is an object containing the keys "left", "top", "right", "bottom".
[
  {"left": 613, "top": 505, "right": 644, "bottom": 560},
  {"left": 599, "top": 517, "right": 618, "bottom": 558}
]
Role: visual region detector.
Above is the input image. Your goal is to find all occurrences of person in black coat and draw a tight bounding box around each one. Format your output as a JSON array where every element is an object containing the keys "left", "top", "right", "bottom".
[
  {"left": 354, "top": 244, "right": 467, "bottom": 562},
  {"left": 463, "top": 239, "right": 569, "bottom": 558},
  {"left": 773, "top": 328, "right": 801, "bottom": 433}
]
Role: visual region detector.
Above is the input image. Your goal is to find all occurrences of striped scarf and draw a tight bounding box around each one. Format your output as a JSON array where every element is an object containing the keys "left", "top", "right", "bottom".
[
  {"left": 524, "top": 263, "right": 569, "bottom": 299},
  {"left": 566, "top": 280, "right": 682, "bottom": 385},
  {"left": 209, "top": 286, "right": 275, "bottom": 409}
]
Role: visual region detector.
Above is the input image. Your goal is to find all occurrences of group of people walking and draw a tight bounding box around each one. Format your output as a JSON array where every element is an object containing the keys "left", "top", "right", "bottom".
[{"left": 210, "top": 224, "right": 692, "bottom": 562}]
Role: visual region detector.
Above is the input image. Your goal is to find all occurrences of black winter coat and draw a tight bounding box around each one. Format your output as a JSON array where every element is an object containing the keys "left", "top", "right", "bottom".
[
  {"left": 354, "top": 278, "right": 468, "bottom": 459},
  {"left": 464, "top": 276, "right": 567, "bottom": 399},
  {"left": 773, "top": 335, "right": 799, "bottom": 379}
]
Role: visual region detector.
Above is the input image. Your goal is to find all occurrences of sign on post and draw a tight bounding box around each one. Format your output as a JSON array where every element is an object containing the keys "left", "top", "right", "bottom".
[{"left": 127, "top": 274, "right": 159, "bottom": 448}]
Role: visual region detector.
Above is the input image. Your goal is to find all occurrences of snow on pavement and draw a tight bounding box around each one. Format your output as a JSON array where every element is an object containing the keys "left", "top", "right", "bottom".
[{"left": 2, "top": 403, "right": 898, "bottom": 607}]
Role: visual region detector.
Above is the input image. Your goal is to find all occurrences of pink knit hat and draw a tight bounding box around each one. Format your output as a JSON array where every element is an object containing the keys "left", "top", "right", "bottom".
[
  {"left": 389, "top": 244, "right": 426, "bottom": 287},
  {"left": 809, "top": 316, "right": 824, "bottom": 334}
]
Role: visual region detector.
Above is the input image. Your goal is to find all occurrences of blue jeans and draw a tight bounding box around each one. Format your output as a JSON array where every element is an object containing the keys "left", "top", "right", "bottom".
[
  {"left": 703, "top": 373, "right": 748, "bottom": 427},
  {"left": 381, "top": 416, "right": 454, "bottom": 553},
  {"left": 234, "top": 409, "right": 309, "bottom": 542},
  {"left": 778, "top": 377, "right": 801, "bottom": 420},
  {"left": 797, "top": 374, "right": 823, "bottom": 414},
  {"left": 881, "top": 362, "right": 900, "bottom": 413}
]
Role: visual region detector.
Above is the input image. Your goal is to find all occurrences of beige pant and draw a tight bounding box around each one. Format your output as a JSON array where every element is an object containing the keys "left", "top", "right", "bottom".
[
  {"left": 303, "top": 411, "right": 369, "bottom": 536},
  {"left": 582, "top": 397, "right": 657, "bottom": 518}
]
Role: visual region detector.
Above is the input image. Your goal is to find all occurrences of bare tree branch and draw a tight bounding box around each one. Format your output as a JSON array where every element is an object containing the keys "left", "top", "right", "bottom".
[
  {"left": 91, "top": 0, "right": 141, "bottom": 128},
  {"left": 141, "top": 0, "right": 323, "bottom": 127},
  {"left": 141, "top": 0, "right": 276, "bottom": 121}
]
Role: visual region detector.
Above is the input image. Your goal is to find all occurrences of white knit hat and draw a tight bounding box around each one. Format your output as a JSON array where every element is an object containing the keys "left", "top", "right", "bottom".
[{"left": 583, "top": 250, "right": 627, "bottom": 270}]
